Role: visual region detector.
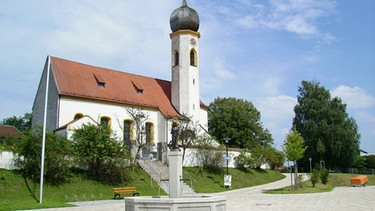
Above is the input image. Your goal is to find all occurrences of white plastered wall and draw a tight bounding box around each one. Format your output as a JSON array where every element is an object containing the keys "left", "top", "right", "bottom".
[{"left": 58, "top": 97, "right": 166, "bottom": 145}]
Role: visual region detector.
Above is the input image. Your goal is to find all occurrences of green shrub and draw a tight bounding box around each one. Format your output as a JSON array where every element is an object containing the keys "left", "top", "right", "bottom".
[
  {"left": 309, "top": 169, "right": 320, "bottom": 187},
  {"left": 13, "top": 128, "right": 73, "bottom": 185},
  {"left": 320, "top": 169, "right": 329, "bottom": 185},
  {"left": 195, "top": 136, "right": 224, "bottom": 174},
  {"left": 71, "top": 123, "right": 131, "bottom": 185},
  {"left": 234, "top": 151, "right": 253, "bottom": 170}
]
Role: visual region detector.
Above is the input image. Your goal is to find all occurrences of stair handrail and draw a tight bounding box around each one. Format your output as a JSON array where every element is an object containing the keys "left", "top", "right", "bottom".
[{"left": 159, "top": 178, "right": 169, "bottom": 195}]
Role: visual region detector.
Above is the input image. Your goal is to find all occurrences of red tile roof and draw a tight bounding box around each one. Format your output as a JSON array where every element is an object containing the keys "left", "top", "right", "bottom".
[
  {"left": 50, "top": 56, "right": 195, "bottom": 118},
  {"left": 0, "top": 125, "right": 23, "bottom": 139}
]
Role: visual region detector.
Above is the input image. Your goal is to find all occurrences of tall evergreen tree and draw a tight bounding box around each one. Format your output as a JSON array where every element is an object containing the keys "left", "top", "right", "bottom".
[{"left": 293, "top": 81, "right": 360, "bottom": 170}]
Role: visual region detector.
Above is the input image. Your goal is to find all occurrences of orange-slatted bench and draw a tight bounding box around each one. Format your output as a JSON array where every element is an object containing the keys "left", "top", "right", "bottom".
[{"left": 350, "top": 175, "right": 368, "bottom": 187}]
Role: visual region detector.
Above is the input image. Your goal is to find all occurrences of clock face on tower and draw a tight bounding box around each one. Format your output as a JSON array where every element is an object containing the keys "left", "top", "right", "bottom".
[{"left": 190, "top": 37, "right": 197, "bottom": 47}]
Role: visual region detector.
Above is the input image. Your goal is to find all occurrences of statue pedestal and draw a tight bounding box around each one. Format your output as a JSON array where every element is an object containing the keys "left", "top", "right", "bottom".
[
  {"left": 169, "top": 149, "right": 182, "bottom": 198},
  {"left": 124, "top": 146, "right": 227, "bottom": 210}
]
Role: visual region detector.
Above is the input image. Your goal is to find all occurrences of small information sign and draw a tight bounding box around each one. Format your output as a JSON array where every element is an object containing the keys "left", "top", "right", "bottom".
[{"left": 224, "top": 174, "right": 232, "bottom": 188}]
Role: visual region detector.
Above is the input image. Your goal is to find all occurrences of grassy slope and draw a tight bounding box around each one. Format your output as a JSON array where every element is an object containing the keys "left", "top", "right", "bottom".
[
  {"left": 0, "top": 167, "right": 284, "bottom": 210},
  {"left": 183, "top": 167, "right": 285, "bottom": 193},
  {"left": 3, "top": 166, "right": 373, "bottom": 210},
  {"left": 266, "top": 173, "right": 375, "bottom": 194},
  {"left": 0, "top": 167, "right": 163, "bottom": 211}
]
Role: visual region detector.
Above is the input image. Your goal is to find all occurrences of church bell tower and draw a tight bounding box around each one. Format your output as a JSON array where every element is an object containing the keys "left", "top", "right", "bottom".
[{"left": 170, "top": 0, "right": 201, "bottom": 121}]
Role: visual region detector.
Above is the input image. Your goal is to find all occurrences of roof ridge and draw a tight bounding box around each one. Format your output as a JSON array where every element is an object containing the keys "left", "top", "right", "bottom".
[{"left": 50, "top": 56, "right": 170, "bottom": 83}]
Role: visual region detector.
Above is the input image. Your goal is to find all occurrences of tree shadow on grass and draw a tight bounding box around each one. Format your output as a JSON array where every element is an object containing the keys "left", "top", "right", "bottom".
[
  {"left": 254, "top": 168, "right": 268, "bottom": 174},
  {"left": 23, "top": 176, "right": 39, "bottom": 203}
]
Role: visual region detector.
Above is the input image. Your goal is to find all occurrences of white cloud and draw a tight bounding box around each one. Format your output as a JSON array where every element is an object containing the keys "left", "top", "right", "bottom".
[
  {"left": 212, "top": 59, "right": 236, "bottom": 80},
  {"left": 231, "top": 0, "right": 336, "bottom": 41},
  {"left": 256, "top": 95, "right": 297, "bottom": 120},
  {"left": 255, "top": 95, "right": 297, "bottom": 148},
  {"left": 356, "top": 111, "right": 375, "bottom": 126},
  {"left": 331, "top": 85, "right": 375, "bottom": 109}
]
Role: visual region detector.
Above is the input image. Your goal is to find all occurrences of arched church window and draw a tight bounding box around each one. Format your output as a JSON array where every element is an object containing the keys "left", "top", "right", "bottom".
[
  {"left": 123, "top": 120, "right": 133, "bottom": 144},
  {"left": 190, "top": 49, "right": 197, "bottom": 66},
  {"left": 145, "top": 122, "right": 154, "bottom": 145},
  {"left": 174, "top": 51, "right": 179, "bottom": 66},
  {"left": 74, "top": 113, "right": 83, "bottom": 120},
  {"left": 100, "top": 116, "right": 111, "bottom": 128}
]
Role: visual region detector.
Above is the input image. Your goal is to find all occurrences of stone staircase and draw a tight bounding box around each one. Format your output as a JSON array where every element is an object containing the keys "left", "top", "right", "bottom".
[{"left": 137, "top": 158, "right": 195, "bottom": 196}]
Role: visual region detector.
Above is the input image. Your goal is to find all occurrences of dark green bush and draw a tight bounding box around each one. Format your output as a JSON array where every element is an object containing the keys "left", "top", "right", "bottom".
[
  {"left": 309, "top": 169, "right": 320, "bottom": 187},
  {"left": 71, "top": 123, "right": 131, "bottom": 185},
  {"left": 320, "top": 169, "right": 329, "bottom": 185},
  {"left": 13, "top": 128, "right": 73, "bottom": 185}
]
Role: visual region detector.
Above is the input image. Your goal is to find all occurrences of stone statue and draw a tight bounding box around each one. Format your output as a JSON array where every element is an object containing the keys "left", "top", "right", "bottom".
[{"left": 170, "top": 121, "right": 180, "bottom": 149}]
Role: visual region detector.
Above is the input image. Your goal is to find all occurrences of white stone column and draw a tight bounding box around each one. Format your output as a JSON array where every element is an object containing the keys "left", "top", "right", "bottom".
[{"left": 168, "top": 150, "right": 183, "bottom": 198}]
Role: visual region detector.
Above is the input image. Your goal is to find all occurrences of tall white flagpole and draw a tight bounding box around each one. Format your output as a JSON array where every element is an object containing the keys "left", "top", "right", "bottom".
[{"left": 40, "top": 56, "right": 50, "bottom": 204}]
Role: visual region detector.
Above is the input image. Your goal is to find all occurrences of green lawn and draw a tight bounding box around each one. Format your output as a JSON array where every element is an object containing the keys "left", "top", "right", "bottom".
[
  {"left": 183, "top": 167, "right": 285, "bottom": 193},
  {"left": 0, "top": 167, "right": 163, "bottom": 211},
  {"left": 0, "top": 167, "right": 284, "bottom": 210},
  {"left": 266, "top": 173, "right": 375, "bottom": 194},
  {"left": 3, "top": 166, "right": 373, "bottom": 210}
]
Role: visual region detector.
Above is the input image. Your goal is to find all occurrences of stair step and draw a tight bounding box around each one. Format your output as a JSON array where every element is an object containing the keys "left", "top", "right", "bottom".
[{"left": 137, "top": 159, "right": 195, "bottom": 195}]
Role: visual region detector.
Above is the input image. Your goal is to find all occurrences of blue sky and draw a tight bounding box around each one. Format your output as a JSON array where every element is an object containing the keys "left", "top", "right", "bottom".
[{"left": 1, "top": 0, "right": 374, "bottom": 152}]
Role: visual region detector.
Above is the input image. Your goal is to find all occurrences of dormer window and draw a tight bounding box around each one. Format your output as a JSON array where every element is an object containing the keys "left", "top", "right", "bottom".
[
  {"left": 98, "top": 82, "right": 105, "bottom": 88},
  {"left": 93, "top": 73, "right": 106, "bottom": 88},
  {"left": 132, "top": 81, "right": 143, "bottom": 94}
]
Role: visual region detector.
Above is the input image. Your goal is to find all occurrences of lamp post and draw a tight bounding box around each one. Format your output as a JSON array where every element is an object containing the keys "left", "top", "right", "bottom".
[
  {"left": 223, "top": 138, "right": 230, "bottom": 175},
  {"left": 309, "top": 157, "right": 312, "bottom": 172}
]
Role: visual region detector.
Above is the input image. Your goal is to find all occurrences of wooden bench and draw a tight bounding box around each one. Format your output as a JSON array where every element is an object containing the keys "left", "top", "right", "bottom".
[
  {"left": 113, "top": 187, "right": 139, "bottom": 199},
  {"left": 350, "top": 175, "right": 368, "bottom": 187}
]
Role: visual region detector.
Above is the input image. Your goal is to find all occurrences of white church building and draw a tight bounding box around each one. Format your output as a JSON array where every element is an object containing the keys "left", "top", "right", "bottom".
[{"left": 32, "top": 0, "right": 209, "bottom": 162}]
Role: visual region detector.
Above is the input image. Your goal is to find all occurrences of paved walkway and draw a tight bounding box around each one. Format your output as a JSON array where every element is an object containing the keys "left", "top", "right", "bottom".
[
  {"left": 25, "top": 174, "right": 375, "bottom": 211},
  {"left": 213, "top": 173, "right": 375, "bottom": 210}
]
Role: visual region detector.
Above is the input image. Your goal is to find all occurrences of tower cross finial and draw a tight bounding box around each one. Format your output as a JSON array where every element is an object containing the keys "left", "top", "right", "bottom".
[{"left": 182, "top": 0, "right": 187, "bottom": 7}]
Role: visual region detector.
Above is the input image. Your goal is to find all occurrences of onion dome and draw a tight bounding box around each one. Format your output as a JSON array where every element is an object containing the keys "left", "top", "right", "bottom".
[{"left": 170, "top": 0, "right": 199, "bottom": 32}]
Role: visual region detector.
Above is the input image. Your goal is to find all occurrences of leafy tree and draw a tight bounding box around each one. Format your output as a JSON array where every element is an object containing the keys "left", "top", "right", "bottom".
[
  {"left": 265, "top": 147, "right": 285, "bottom": 170},
  {"left": 234, "top": 150, "right": 254, "bottom": 170},
  {"left": 282, "top": 126, "right": 307, "bottom": 190},
  {"left": 293, "top": 81, "right": 360, "bottom": 170},
  {"left": 126, "top": 107, "right": 150, "bottom": 165},
  {"left": 364, "top": 155, "right": 375, "bottom": 169},
  {"left": 250, "top": 145, "right": 285, "bottom": 169},
  {"left": 316, "top": 139, "right": 326, "bottom": 163},
  {"left": 1, "top": 113, "right": 32, "bottom": 131},
  {"left": 13, "top": 128, "right": 73, "bottom": 186},
  {"left": 352, "top": 156, "right": 366, "bottom": 169},
  {"left": 177, "top": 114, "right": 202, "bottom": 161},
  {"left": 71, "top": 123, "right": 130, "bottom": 184},
  {"left": 195, "top": 135, "right": 224, "bottom": 173},
  {"left": 208, "top": 97, "right": 273, "bottom": 149}
]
